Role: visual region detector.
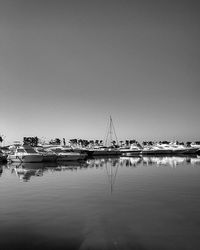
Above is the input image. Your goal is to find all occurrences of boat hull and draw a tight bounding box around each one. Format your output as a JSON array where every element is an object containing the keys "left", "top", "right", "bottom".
[
  {"left": 90, "top": 150, "right": 120, "bottom": 156},
  {"left": 57, "top": 153, "right": 86, "bottom": 161},
  {"left": 121, "top": 150, "right": 142, "bottom": 156},
  {"left": 8, "top": 154, "right": 43, "bottom": 163},
  {"left": 142, "top": 149, "right": 173, "bottom": 155},
  {"left": 42, "top": 154, "right": 57, "bottom": 162}
]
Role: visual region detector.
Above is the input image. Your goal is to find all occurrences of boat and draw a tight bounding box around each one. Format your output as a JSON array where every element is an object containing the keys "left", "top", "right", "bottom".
[
  {"left": 89, "top": 116, "right": 120, "bottom": 156},
  {"left": 168, "top": 142, "right": 198, "bottom": 155},
  {"left": 7, "top": 145, "right": 43, "bottom": 163},
  {"left": 141, "top": 146, "right": 172, "bottom": 155},
  {"left": 49, "top": 146, "right": 87, "bottom": 161},
  {"left": 35, "top": 146, "right": 57, "bottom": 162},
  {"left": 119, "top": 145, "right": 142, "bottom": 156},
  {"left": 89, "top": 146, "right": 120, "bottom": 156},
  {"left": 142, "top": 142, "right": 198, "bottom": 155},
  {"left": 190, "top": 142, "right": 200, "bottom": 149}
]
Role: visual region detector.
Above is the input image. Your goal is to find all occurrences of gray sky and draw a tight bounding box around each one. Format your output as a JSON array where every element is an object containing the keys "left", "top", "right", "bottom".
[{"left": 1, "top": 0, "right": 200, "bottom": 144}]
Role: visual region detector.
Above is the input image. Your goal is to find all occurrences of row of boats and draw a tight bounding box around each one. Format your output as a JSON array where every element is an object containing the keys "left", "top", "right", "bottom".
[{"left": 0, "top": 142, "right": 200, "bottom": 163}]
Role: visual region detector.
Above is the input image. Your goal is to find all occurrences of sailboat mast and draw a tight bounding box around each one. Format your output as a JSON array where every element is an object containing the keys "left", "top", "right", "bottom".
[
  {"left": 109, "top": 115, "right": 113, "bottom": 146},
  {"left": 104, "top": 115, "right": 118, "bottom": 147}
]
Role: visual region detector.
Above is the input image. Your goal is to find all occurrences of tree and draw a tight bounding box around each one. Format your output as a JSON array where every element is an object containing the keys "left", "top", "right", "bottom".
[{"left": 23, "top": 137, "right": 38, "bottom": 147}]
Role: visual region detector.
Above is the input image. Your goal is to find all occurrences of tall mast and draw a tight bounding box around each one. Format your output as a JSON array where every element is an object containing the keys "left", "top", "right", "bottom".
[{"left": 105, "top": 116, "right": 118, "bottom": 147}]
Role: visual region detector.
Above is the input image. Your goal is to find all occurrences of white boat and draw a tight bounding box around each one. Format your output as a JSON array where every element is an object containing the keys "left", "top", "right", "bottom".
[
  {"left": 168, "top": 143, "right": 197, "bottom": 154},
  {"left": 119, "top": 145, "right": 142, "bottom": 156},
  {"left": 49, "top": 146, "right": 87, "bottom": 161},
  {"left": 142, "top": 144, "right": 173, "bottom": 155},
  {"left": 35, "top": 147, "right": 57, "bottom": 162},
  {"left": 7, "top": 145, "right": 43, "bottom": 163},
  {"left": 190, "top": 142, "right": 200, "bottom": 154},
  {"left": 190, "top": 142, "right": 200, "bottom": 149},
  {"left": 89, "top": 146, "right": 120, "bottom": 156},
  {"left": 142, "top": 143, "right": 197, "bottom": 155}
]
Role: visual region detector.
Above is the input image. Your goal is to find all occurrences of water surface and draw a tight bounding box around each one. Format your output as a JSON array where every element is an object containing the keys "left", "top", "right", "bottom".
[{"left": 0, "top": 156, "right": 200, "bottom": 250}]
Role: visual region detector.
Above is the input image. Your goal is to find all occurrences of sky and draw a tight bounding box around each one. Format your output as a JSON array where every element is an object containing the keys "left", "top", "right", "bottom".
[{"left": 0, "top": 0, "right": 200, "bottom": 144}]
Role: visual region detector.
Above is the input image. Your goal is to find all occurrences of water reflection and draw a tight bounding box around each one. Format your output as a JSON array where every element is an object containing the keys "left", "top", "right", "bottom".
[
  {"left": 142, "top": 156, "right": 200, "bottom": 167},
  {"left": 119, "top": 156, "right": 142, "bottom": 167},
  {"left": 11, "top": 162, "right": 46, "bottom": 181},
  {"left": 0, "top": 165, "right": 3, "bottom": 176},
  {"left": 1, "top": 155, "right": 200, "bottom": 250},
  {"left": 6, "top": 155, "right": 200, "bottom": 182}
]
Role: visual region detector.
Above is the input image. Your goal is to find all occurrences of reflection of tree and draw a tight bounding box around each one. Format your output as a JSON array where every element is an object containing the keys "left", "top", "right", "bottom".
[{"left": 0, "top": 166, "right": 3, "bottom": 176}]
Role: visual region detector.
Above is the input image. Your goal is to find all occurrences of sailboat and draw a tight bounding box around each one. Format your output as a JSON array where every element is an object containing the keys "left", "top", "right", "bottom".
[{"left": 89, "top": 116, "right": 120, "bottom": 156}]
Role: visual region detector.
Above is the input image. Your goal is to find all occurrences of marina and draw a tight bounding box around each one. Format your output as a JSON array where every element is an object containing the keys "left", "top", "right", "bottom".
[
  {"left": 1, "top": 138, "right": 200, "bottom": 164},
  {"left": 1, "top": 1, "right": 200, "bottom": 249}
]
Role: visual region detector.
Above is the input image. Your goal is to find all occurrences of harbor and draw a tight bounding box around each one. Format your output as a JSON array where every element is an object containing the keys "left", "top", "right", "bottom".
[
  {"left": 1, "top": 137, "right": 200, "bottom": 164},
  {"left": 1, "top": 0, "right": 200, "bottom": 249}
]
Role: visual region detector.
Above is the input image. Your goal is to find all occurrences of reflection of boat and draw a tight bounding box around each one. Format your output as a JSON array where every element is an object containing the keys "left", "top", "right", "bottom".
[
  {"left": 15, "top": 162, "right": 45, "bottom": 169},
  {"left": 142, "top": 156, "right": 189, "bottom": 167},
  {"left": 190, "top": 157, "right": 200, "bottom": 165},
  {"left": 120, "top": 156, "right": 142, "bottom": 166},
  {"left": 57, "top": 160, "right": 88, "bottom": 168},
  {"left": 14, "top": 163, "right": 44, "bottom": 181},
  {"left": 7, "top": 145, "right": 43, "bottom": 163}
]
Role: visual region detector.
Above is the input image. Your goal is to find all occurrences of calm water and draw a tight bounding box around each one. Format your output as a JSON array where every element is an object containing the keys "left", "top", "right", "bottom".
[{"left": 0, "top": 156, "right": 200, "bottom": 250}]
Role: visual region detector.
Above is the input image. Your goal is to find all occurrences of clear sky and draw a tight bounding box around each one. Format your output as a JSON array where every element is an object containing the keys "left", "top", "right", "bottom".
[{"left": 0, "top": 0, "right": 200, "bottom": 144}]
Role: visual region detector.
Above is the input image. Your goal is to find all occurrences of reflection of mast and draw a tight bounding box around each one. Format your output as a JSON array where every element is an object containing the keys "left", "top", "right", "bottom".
[
  {"left": 104, "top": 116, "right": 119, "bottom": 147},
  {"left": 105, "top": 160, "right": 119, "bottom": 194}
]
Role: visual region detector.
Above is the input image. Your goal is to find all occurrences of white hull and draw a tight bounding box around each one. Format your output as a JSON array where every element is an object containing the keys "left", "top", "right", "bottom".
[{"left": 8, "top": 154, "right": 43, "bottom": 163}]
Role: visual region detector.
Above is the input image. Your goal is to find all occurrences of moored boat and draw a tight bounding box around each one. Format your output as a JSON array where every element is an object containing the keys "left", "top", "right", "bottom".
[
  {"left": 35, "top": 147, "right": 57, "bottom": 162},
  {"left": 7, "top": 145, "right": 43, "bottom": 163},
  {"left": 89, "top": 146, "right": 120, "bottom": 156},
  {"left": 50, "top": 146, "right": 87, "bottom": 161},
  {"left": 142, "top": 146, "right": 173, "bottom": 155},
  {"left": 119, "top": 145, "right": 142, "bottom": 156}
]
